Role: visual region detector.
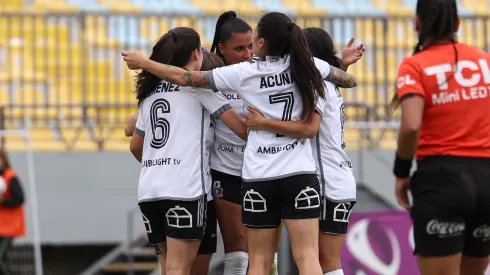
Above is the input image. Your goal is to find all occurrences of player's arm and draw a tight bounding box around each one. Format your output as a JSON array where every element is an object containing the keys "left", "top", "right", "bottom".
[
  {"left": 394, "top": 58, "right": 425, "bottom": 177},
  {"left": 314, "top": 57, "right": 357, "bottom": 88},
  {"left": 218, "top": 109, "right": 248, "bottom": 141},
  {"left": 398, "top": 96, "right": 424, "bottom": 159},
  {"left": 130, "top": 133, "right": 143, "bottom": 163},
  {"left": 125, "top": 113, "right": 138, "bottom": 137},
  {"left": 325, "top": 66, "right": 357, "bottom": 88},
  {"left": 340, "top": 37, "right": 365, "bottom": 72},
  {"left": 245, "top": 106, "right": 321, "bottom": 139},
  {"left": 130, "top": 109, "right": 146, "bottom": 163},
  {"left": 199, "top": 90, "right": 247, "bottom": 141},
  {"left": 122, "top": 51, "right": 216, "bottom": 90}
]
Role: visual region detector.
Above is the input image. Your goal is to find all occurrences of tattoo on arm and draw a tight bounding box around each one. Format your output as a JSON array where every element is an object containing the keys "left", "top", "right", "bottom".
[
  {"left": 183, "top": 71, "right": 216, "bottom": 90},
  {"left": 326, "top": 65, "right": 357, "bottom": 88}
]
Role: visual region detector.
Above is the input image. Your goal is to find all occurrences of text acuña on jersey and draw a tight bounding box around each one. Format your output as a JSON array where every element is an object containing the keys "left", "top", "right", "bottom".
[{"left": 397, "top": 59, "right": 490, "bottom": 106}]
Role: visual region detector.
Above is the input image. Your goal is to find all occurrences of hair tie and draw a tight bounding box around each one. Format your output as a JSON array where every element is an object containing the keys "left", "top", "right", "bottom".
[
  {"left": 288, "top": 23, "right": 295, "bottom": 31},
  {"left": 169, "top": 31, "right": 177, "bottom": 41},
  {"left": 202, "top": 49, "right": 209, "bottom": 54}
]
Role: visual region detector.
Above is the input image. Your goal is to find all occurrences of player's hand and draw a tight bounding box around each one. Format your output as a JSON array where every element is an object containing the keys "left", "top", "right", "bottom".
[
  {"left": 341, "top": 37, "right": 365, "bottom": 67},
  {"left": 395, "top": 177, "right": 411, "bottom": 211},
  {"left": 121, "top": 51, "right": 146, "bottom": 70},
  {"left": 245, "top": 106, "right": 267, "bottom": 130}
]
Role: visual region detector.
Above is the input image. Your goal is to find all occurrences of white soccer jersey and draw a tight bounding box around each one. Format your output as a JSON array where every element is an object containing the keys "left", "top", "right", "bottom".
[
  {"left": 206, "top": 120, "right": 215, "bottom": 201},
  {"left": 312, "top": 81, "right": 356, "bottom": 202},
  {"left": 210, "top": 91, "right": 245, "bottom": 177},
  {"left": 210, "top": 56, "right": 332, "bottom": 182},
  {"left": 210, "top": 56, "right": 261, "bottom": 176},
  {"left": 135, "top": 80, "right": 231, "bottom": 202}
]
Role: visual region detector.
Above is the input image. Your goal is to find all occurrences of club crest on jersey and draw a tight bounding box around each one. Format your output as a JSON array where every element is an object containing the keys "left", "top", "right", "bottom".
[
  {"left": 267, "top": 56, "right": 280, "bottom": 63},
  {"left": 213, "top": 180, "right": 223, "bottom": 199}
]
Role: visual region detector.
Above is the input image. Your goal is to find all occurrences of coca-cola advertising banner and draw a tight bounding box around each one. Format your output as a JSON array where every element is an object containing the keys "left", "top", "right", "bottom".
[{"left": 341, "top": 211, "right": 490, "bottom": 275}]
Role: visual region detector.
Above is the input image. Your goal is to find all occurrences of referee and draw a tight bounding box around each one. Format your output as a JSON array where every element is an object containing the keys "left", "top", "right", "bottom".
[{"left": 392, "top": 1, "right": 490, "bottom": 274}]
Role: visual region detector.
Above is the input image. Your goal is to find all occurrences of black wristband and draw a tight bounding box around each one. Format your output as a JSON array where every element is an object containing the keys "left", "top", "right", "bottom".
[{"left": 393, "top": 153, "right": 413, "bottom": 178}]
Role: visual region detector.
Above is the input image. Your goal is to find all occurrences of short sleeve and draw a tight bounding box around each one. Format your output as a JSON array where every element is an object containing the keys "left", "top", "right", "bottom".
[
  {"left": 211, "top": 63, "right": 243, "bottom": 93},
  {"left": 197, "top": 89, "right": 232, "bottom": 119},
  {"left": 397, "top": 58, "right": 425, "bottom": 99},
  {"left": 135, "top": 106, "right": 146, "bottom": 137},
  {"left": 313, "top": 57, "right": 331, "bottom": 79}
]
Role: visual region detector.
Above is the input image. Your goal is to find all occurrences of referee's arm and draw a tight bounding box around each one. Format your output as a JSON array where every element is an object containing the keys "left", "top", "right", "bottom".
[{"left": 397, "top": 95, "right": 424, "bottom": 160}]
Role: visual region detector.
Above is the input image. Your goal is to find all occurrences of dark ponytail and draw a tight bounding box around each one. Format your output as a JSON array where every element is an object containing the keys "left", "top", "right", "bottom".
[
  {"left": 303, "top": 28, "right": 342, "bottom": 69},
  {"left": 210, "top": 11, "right": 252, "bottom": 61},
  {"left": 257, "top": 12, "right": 325, "bottom": 121},
  {"left": 390, "top": 0, "right": 458, "bottom": 112},
  {"left": 135, "top": 27, "right": 200, "bottom": 104}
]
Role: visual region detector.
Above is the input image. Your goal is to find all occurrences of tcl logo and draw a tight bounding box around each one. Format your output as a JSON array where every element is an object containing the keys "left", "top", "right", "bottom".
[
  {"left": 397, "top": 75, "right": 416, "bottom": 89},
  {"left": 425, "top": 59, "right": 490, "bottom": 90}
]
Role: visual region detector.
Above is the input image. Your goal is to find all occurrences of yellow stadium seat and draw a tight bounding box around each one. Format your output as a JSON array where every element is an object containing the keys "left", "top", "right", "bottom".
[
  {"left": 295, "top": 18, "right": 323, "bottom": 29},
  {"left": 97, "top": 0, "right": 140, "bottom": 13},
  {"left": 282, "top": 0, "right": 326, "bottom": 17},
  {"left": 84, "top": 16, "right": 120, "bottom": 48},
  {"left": 0, "top": 0, "right": 24, "bottom": 12},
  {"left": 459, "top": 18, "right": 490, "bottom": 50},
  {"left": 0, "top": 87, "right": 10, "bottom": 106},
  {"left": 460, "top": 0, "right": 489, "bottom": 16},
  {"left": 3, "top": 128, "right": 64, "bottom": 152},
  {"left": 140, "top": 17, "right": 170, "bottom": 43},
  {"left": 372, "top": 0, "right": 413, "bottom": 16},
  {"left": 190, "top": 0, "right": 262, "bottom": 16},
  {"left": 34, "top": 0, "right": 77, "bottom": 13}
]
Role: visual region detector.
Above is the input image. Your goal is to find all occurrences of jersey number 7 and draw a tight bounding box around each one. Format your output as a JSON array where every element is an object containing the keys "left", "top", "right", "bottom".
[{"left": 269, "top": 92, "right": 294, "bottom": 138}]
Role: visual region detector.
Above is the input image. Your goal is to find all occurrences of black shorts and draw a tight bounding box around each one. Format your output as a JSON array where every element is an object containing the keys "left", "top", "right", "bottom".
[
  {"left": 320, "top": 198, "right": 356, "bottom": 235},
  {"left": 410, "top": 156, "right": 490, "bottom": 257},
  {"left": 154, "top": 200, "right": 217, "bottom": 255},
  {"left": 211, "top": 169, "right": 242, "bottom": 205},
  {"left": 241, "top": 174, "right": 321, "bottom": 228},
  {"left": 139, "top": 196, "right": 207, "bottom": 245}
]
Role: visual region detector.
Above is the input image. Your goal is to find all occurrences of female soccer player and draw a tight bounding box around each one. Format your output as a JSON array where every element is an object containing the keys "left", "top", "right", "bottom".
[
  {"left": 125, "top": 49, "right": 228, "bottom": 275},
  {"left": 391, "top": 0, "right": 490, "bottom": 274},
  {"left": 209, "top": 11, "right": 253, "bottom": 275},
  {"left": 209, "top": 10, "right": 280, "bottom": 275},
  {"left": 244, "top": 28, "right": 364, "bottom": 275},
  {"left": 129, "top": 27, "right": 247, "bottom": 275},
  {"left": 123, "top": 12, "right": 357, "bottom": 275}
]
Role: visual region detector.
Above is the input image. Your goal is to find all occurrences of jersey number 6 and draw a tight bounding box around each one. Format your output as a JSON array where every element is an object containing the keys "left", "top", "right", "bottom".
[
  {"left": 269, "top": 92, "right": 294, "bottom": 138},
  {"left": 150, "top": 99, "right": 171, "bottom": 149}
]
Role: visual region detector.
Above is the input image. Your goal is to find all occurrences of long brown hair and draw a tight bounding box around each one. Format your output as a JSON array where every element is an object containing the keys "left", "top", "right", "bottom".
[
  {"left": 257, "top": 12, "right": 326, "bottom": 121},
  {"left": 201, "top": 50, "right": 225, "bottom": 71},
  {"left": 136, "top": 27, "right": 201, "bottom": 105}
]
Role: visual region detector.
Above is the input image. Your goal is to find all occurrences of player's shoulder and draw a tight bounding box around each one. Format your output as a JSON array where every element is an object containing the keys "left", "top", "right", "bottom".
[
  {"left": 251, "top": 56, "right": 261, "bottom": 63},
  {"left": 397, "top": 54, "right": 424, "bottom": 76},
  {"left": 313, "top": 57, "right": 329, "bottom": 68}
]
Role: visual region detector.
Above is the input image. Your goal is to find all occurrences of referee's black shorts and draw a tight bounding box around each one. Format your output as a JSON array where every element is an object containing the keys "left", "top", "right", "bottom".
[{"left": 410, "top": 156, "right": 490, "bottom": 257}]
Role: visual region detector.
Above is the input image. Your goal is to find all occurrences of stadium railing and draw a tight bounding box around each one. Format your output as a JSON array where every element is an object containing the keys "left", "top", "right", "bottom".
[{"left": 1, "top": 12, "right": 489, "bottom": 151}]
